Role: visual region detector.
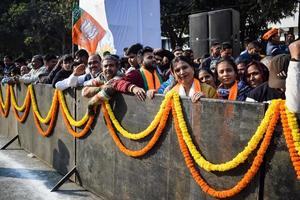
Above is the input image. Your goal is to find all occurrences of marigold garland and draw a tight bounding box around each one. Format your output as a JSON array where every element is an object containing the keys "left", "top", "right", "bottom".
[
  {"left": 285, "top": 104, "right": 300, "bottom": 158},
  {"left": 172, "top": 100, "right": 280, "bottom": 198},
  {"left": 280, "top": 102, "right": 300, "bottom": 179},
  {"left": 0, "top": 86, "right": 10, "bottom": 117},
  {"left": 59, "top": 98, "right": 95, "bottom": 138},
  {"left": 173, "top": 92, "right": 276, "bottom": 172},
  {"left": 33, "top": 100, "right": 58, "bottom": 137},
  {"left": 102, "top": 99, "right": 172, "bottom": 157},
  {"left": 58, "top": 90, "right": 89, "bottom": 127},
  {"left": 0, "top": 98, "right": 5, "bottom": 116},
  {"left": 0, "top": 85, "right": 9, "bottom": 109},
  {"left": 10, "top": 85, "right": 28, "bottom": 112},
  {"left": 29, "top": 85, "right": 58, "bottom": 124},
  {"left": 12, "top": 91, "right": 31, "bottom": 123},
  {"left": 104, "top": 91, "right": 173, "bottom": 140}
]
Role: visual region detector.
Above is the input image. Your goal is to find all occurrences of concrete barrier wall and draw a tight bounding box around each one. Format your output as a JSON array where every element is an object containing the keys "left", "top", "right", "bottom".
[
  {"left": 188, "top": 100, "right": 266, "bottom": 200},
  {"left": 76, "top": 93, "right": 265, "bottom": 200},
  {"left": 263, "top": 122, "right": 300, "bottom": 200},
  {"left": 0, "top": 84, "right": 299, "bottom": 199},
  {"left": 17, "top": 84, "right": 75, "bottom": 176},
  {"left": 0, "top": 85, "right": 18, "bottom": 141}
]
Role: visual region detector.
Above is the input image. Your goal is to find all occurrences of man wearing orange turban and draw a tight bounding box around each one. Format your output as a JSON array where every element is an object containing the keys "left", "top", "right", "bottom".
[{"left": 262, "top": 28, "right": 288, "bottom": 56}]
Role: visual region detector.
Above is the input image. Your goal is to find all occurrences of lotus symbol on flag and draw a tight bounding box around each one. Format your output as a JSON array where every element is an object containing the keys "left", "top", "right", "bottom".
[{"left": 80, "top": 19, "right": 99, "bottom": 40}]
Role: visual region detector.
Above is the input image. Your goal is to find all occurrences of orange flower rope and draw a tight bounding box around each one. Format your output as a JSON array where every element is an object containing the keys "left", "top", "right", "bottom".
[
  {"left": 33, "top": 95, "right": 58, "bottom": 137},
  {"left": 10, "top": 85, "right": 27, "bottom": 112},
  {"left": 0, "top": 86, "right": 10, "bottom": 117},
  {"left": 102, "top": 99, "right": 172, "bottom": 157},
  {"left": 33, "top": 111, "right": 56, "bottom": 137},
  {"left": 172, "top": 101, "right": 280, "bottom": 199},
  {"left": 59, "top": 99, "right": 95, "bottom": 138},
  {"left": 280, "top": 102, "right": 300, "bottom": 179},
  {"left": 12, "top": 93, "right": 31, "bottom": 123},
  {"left": 0, "top": 99, "right": 4, "bottom": 116},
  {"left": 0, "top": 86, "right": 9, "bottom": 108}
]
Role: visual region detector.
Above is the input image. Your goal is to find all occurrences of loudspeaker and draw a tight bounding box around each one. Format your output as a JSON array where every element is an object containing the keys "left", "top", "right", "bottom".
[
  {"left": 208, "top": 9, "right": 240, "bottom": 57},
  {"left": 189, "top": 12, "right": 209, "bottom": 59},
  {"left": 189, "top": 9, "right": 240, "bottom": 58}
]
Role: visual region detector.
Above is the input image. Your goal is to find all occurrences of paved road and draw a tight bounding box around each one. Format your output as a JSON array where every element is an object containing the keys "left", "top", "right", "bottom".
[{"left": 0, "top": 136, "right": 103, "bottom": 200}]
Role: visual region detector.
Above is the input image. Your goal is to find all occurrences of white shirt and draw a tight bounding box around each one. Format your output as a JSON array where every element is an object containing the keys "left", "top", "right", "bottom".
[
  {"left": 19, "top": 66, "right": 48, "bottom": 84},
  {"left": 125, "top": 66, "right": 136, "bottom": 74},
  {"left": 55, "top": 72, "right": 99, "bottom": 91},
  {"left": 286, "top": 61, "right": 300, "bottom": 112},
  {"left": 178, "top": 82, "right": 196, "bottom": 98}
]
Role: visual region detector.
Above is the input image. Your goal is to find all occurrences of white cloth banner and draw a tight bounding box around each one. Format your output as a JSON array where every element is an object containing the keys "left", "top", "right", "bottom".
[{"left": 79, "top": 0, "right": 161, "bottom": 56}]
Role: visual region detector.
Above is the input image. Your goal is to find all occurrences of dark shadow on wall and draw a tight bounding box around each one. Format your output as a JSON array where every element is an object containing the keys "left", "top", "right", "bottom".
[{"left": 53, "top": 139, "right": 70, "bottom": 175}]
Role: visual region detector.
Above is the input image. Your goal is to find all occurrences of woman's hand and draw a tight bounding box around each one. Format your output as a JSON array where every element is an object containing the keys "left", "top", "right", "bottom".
[
  {"left": 191, "top": 92, "right": 205, "bottom": 103},
  {"left": 163, "top": 85, "right": 173, "bottom": 94}
]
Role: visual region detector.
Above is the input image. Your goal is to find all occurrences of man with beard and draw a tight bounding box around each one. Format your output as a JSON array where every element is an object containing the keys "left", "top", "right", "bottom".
[
  {"left": 55, "top": 54, "right": 102, "bottom": 90},
  {"left": 114, "top": 46, "right": 163, "bottom": 100},
  {"left": 81, "top": 55, "right": 124, "bottom": 111},
  {"left": 84, "top": 46, "right": 163, "bottom": 110}
]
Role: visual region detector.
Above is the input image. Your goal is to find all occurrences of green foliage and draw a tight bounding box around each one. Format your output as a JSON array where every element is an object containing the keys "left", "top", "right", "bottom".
[
  {"left": 0, "top": 0, "right": 74, "bottom": 58},
  {"left": 24, "top": 36, "right": 34, "bottom": 46},
  {"left": 161, "top": 0, "right": 298, "bottom": 49},
  {"left": 161, "top": 0, "right": 193, "bottom": 48}
]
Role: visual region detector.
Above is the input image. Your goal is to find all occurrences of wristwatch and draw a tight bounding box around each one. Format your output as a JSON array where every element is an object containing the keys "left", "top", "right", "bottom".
[{"left": 291, "top": 58, "right": 300, "bottom": 62}]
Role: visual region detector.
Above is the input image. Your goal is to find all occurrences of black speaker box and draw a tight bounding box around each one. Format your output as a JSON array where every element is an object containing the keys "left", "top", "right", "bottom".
[
  {"left": 189, "top": 12, "right": 209, "bottom": 59},
  {"left": 189, "top": 9, "right": 240, "bottom": 58}
]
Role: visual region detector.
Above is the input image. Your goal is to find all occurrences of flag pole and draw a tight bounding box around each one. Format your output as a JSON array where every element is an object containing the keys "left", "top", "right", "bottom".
[
  {"left": 71, "top": 0, "right": 80, "bottom": 56},
  {"left": 72, "top": 9, "right": 74, "bottom": 56}
]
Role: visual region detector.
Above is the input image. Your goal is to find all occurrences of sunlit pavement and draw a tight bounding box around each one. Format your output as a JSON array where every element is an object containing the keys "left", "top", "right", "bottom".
[{"left": 0, "top": 136, "right": 103, "bottom": 200}]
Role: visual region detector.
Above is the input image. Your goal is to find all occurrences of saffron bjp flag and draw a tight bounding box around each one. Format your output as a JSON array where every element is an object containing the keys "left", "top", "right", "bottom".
[
  {"left": 76, "top": 0, "right": 161, "bottom": 56},
  {"left": 72, "top": 6, "right": 106, "bottom": 54}
]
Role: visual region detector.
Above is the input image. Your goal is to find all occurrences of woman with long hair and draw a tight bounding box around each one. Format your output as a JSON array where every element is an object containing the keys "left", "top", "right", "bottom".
[
  {"left": 215, "top": 58, "right": 251, "bottom": 101},
  {"left": 245, "top": 60, "right": 269, "bottom": 89},
  {"left": 170, "top": 56, "right": 217, "bottom": 102},
  {"left": 197, "top": 68, "right": 217, "bottom": 88}
]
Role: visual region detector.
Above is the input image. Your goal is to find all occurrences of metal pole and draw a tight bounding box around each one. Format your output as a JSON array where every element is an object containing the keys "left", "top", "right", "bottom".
[
  {"left": 0, "top": 135, "right": 19, "bottom": 150},
  {"left": 71, "top": 0, "right": 80, "bottom": 56},
  {"left": 71, "top": 9, "right": 75, "bottom": 56}
]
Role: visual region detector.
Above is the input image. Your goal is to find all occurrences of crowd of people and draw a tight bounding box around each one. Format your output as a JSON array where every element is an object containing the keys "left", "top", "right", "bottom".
[{"left": 0, "top": 27, "right": 299, "bottom": 113}]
